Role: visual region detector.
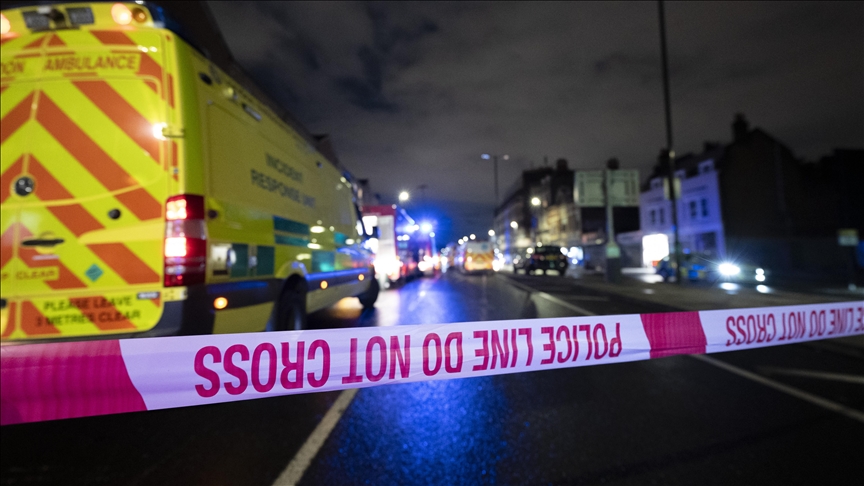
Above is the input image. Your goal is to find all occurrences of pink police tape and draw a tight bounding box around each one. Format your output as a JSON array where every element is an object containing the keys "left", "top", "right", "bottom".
[{"left": 1, "top": 301, "right": 862, "bottom": 425}]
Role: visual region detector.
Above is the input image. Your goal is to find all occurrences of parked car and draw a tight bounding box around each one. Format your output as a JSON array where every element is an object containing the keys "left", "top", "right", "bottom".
[
  {"left": 515, "top": 245, "right": 568, "bottom": 275},
  {"left": 656, "top": 253, "right": 768, "bottom": 284}
]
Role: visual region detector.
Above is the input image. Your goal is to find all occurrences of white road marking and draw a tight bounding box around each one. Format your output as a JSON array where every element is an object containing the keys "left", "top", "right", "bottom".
[
  {"left": 692, "top": 355, "right": 864, "bottom": 423},
  {"left": 758, "top": 367, "right": 864, "bottom": 385},
  {"left": 272, "top": 388, "right": 359, "bottom": 486},
  {"left": 496, "top": 274, "right": 596, "bottom": 316}
]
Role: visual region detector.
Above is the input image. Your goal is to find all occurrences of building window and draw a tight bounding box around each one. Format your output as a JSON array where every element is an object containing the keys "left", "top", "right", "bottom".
[
  {"left": 659, "top": 208, "right": 665, "bottom": 225},
  {"left": 701, "top": 198, "right": 709, "bottom": 217},
  {"left": 650, "top": 210, "right": 656, "bottom": 225},
  {"left": 689, "top": 200, "right": 697, "bottom": 219}
]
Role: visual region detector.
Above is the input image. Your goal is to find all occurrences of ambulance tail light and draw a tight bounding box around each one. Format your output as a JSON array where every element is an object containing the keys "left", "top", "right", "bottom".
[{"left": 164, "top": 195, "right": 207, "bottom": 287}]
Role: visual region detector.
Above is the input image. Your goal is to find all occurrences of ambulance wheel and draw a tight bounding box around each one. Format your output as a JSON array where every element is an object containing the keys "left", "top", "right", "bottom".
[
  {"left": 358, "top": 278, "right": 380, "bottom": 309},
  {"left": 275, "top": 278, "right": 307, "bottom": 331}
]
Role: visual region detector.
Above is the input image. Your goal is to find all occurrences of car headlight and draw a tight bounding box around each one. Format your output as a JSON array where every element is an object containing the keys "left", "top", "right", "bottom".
[{"left": 718, "top": 263, "right": 741, "bottom": 276}]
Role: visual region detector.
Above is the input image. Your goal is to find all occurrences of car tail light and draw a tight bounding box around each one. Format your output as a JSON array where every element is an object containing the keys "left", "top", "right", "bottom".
[{"left": 164, "top": 194, "right": 207, "bottom": 287}]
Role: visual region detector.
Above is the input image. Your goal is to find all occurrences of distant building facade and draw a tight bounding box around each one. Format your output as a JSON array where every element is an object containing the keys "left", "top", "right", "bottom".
[
  {"left": 640, "top": 145, "right": 726, "bottom": 265},
  {"left": 494, "top": 158, "right": 641, "bottom": 267},
  {"left": 640, "top": 114, "right": 863, "bottom": 281},
  {"left": 493, "top": 159, "right": 579, "bottom": 259}
]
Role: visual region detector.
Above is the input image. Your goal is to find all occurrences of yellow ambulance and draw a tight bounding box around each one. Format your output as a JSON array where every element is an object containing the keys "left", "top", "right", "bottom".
[
  {"left": 0, "top": 2, "right": 378, "bottom": 341},
  {"left": 455, "top": 241, "right": 495, "bottom": 273}
]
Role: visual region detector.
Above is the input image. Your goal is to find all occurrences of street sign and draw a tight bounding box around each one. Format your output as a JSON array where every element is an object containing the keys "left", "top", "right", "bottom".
[
  {"left": 609, "top": 170, "right": 640, "bottom": 206},
  {"left": 574, "top": 171, "right": 605, "bottom": 207},
  {"left": 838, "top": 228, "right": 859, "bottom": 246},
  {"left": 574, "top": 170, "right": 640, "bottom": 207}
]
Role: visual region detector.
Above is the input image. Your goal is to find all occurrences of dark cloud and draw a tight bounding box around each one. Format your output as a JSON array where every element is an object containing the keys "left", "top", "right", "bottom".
[{"left": 209, "top": 1, "right": 864, "bottom": 244}]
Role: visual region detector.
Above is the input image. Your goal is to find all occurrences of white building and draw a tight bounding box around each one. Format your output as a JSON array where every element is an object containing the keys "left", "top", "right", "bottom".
[{"left": 640, "top": 154, "right": 726, "bottom": 267}]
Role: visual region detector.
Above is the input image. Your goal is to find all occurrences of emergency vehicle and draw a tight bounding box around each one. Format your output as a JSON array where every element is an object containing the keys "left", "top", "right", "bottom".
[
  {"left": 0, "top": 2, "right": 378, "bottom": 341},
  {"left": 361, "top": 204, "right": 419, "bottom": 286},
  {"left": 455, "top": 241, "right": 495, "bottom": 273}
]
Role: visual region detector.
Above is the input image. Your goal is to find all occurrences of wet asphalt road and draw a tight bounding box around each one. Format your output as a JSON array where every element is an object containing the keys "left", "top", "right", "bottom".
[{"left": 2, "top": 271, "right": 862, "bottom": 485}]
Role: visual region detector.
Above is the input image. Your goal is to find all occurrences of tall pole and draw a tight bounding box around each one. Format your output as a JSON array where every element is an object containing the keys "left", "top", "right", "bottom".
[
  {"left": 658, "top": 0, "right": 682, "bottom": 284},
  {"left": 493, "top": 155, "right": 499, "bottom": 207},
  {"left": 604, "top": 167, "right": 621, "bottom": 283}
]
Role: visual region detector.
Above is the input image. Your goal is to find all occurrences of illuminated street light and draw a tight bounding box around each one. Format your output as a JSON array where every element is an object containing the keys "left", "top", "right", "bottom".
[
  {"left": 470, "top": 234, "right": 476, "bottom": 240},
  {"left": 481, "top": 153, "right": 510, "bottom": 206},
  {"left": 429, "top": 232, "right": 435, "bottom": 238},
  {"left": 510, "top": 221, "right": 518, "bottom": 229},
  {"left": 488, "top": 229, "right": 495, "bottom": 237},
  {"left": 531, "top": 197, "right": 541, "bottom": 207},
  {"left": 398, "top": 191, "right": 410, "bottom": 202},
  {"left": 420, "top": 222, "right": 433, "bottom": 233}
]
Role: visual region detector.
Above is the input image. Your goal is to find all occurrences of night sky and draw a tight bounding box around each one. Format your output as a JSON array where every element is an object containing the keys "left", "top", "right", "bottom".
[{"left": 208, "top": 1, "right": 864, "bottom": 245}]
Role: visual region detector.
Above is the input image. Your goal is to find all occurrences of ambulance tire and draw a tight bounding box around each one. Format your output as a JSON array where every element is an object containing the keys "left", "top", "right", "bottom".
[
  {"left": 358, "top": 277, "right": 380, "bottom": 309},
  {"left": 275, "top": 277, "right": 307, "bottom": 331}
]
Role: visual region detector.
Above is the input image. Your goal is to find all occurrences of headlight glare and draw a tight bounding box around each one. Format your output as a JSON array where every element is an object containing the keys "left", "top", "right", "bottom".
[{"left": 718, "top": 263, "right": 741, "bottom": 276}]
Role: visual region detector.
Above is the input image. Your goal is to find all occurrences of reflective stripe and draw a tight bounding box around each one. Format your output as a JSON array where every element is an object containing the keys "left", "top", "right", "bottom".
[
  {"left": 23, "top": 36, "right": 46, "bottom": 49},
  {"left": 86, "top": 243, "right": 160, "bottom": 284},
  {"left": 89, "top": 30, "right": 136, "bottom": 46},
  {"left": 73, "top": 80, "right": 161, "bottom": 162},
  {"left": 273, "top": 216, "right": 310, "bottom": 235},
  {"left": 36, "top": 93, "right": 140, "bottom": 192},
  {"left": 19, "top": 247, "right": 87, "bottom": 290},
  {"left": 1, "top": 302, "right": 16, "bottom": 338},
  {"left": 0, "top": 224, "right": 14, "bottom": 271},
  {"left": 135, "top": 54, "right": 163, "bottom": 90},
  {"left": 0, "top": 92, "right": 33, "bottom": 144},
  {"left": 0, "top": 155, "right": 25, "bottom": 204},
  {"left": 47, "top": 205, "right": 104, "bottom": 237},
  {"left": 46, "top": 34, "right": 65, "bottom": 47},
  {"left": 35, "top": 92, "right": 163, "bottom": 220},
  {"left": 20, "top": 301, "right": 61, "bottom": 335}
]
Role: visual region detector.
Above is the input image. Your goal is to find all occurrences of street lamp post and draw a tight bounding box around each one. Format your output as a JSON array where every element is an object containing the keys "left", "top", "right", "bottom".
[
  {"left": 658, "top": 0, "right": 682, "bottom": 284},
  {"left": 481, "top": 153, "right": 509, "bottom": 207}
]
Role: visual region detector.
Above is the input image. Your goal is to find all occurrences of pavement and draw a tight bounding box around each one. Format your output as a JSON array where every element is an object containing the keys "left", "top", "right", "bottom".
[{"left": 502, "top": 266, "right": 864, "bottom": 351}]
